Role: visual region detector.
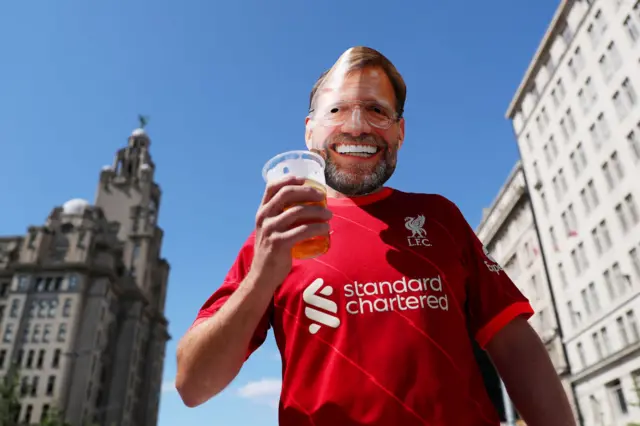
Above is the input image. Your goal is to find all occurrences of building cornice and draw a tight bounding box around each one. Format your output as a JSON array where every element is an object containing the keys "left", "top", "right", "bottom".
[
  {"left": 476, "top": 161, "right": 526, "bottom": 241},
  {"left": 505, "top": 0, "right": 573, "bottom": 119}
]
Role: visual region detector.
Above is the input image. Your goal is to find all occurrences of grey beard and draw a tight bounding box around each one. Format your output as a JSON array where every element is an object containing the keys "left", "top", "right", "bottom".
[{"left": 324, "top": 151, "right": 396, "bottom": 196}]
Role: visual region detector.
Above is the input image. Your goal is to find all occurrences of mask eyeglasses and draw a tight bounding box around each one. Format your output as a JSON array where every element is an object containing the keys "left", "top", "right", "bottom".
[{"left": 309, "top": 100, "right": 401, "bottom": 130}]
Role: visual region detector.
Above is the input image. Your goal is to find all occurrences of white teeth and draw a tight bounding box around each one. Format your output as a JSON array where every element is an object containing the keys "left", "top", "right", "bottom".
[{"left": 335, "top": 144, "right": 378, "bottom": 155}]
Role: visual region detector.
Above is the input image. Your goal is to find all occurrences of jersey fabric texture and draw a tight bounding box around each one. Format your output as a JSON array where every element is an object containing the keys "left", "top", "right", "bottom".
[{"left": 193, "top": 187, "right": 534, "bottom": 426}]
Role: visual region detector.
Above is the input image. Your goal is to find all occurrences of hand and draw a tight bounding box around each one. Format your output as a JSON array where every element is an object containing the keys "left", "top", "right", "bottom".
[{"left": 249, "top": 176, "right": 332, "bottom": 290}]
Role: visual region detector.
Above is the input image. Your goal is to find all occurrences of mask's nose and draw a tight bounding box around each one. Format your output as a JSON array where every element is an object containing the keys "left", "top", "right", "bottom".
[{"left": 340, "top": 106, "right": 371, "bottom": 136}]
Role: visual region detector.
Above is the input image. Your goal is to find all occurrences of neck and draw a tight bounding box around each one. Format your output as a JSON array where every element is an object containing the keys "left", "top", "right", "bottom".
[{"left": 325, "top": 185, "right": 384, "bottom": 199}]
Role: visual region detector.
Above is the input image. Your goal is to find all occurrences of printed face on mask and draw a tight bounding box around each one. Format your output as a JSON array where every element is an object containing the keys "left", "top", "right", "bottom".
[{"left": 305, "top": 66, "right": 405, "bottom": 196}]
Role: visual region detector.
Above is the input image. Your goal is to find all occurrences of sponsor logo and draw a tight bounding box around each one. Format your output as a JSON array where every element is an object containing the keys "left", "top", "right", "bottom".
[
  {"left": 302, "top": 275, "right": 448, "bottom": 334},
  {"left": 303, "top": 278, "right": 340, "bottom": 334},
  {"left": 482, "top": 245, "right": 503, "bottom": 274},
  {"left": 405, "top": 215, "right": 432, "bottom": 247}
]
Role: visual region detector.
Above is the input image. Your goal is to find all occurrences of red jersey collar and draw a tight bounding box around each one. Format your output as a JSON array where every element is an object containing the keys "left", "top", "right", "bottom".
[{"left": 327, "top": 187, "right": 394, "bottom": 207}]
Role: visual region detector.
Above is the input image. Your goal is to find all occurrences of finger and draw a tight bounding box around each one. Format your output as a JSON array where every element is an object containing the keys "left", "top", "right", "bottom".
[
  {"left": 272, "top": 222, "right": 331, "bottom": 249},
  {"left": 262, "top": 184, "right": 325, "bottom": 219},
  {"left": 261, "top": 176, "right": 306, "bottom": 206},
  {"left": 262, "top": 205, "right": 332, "bottom": 234}
]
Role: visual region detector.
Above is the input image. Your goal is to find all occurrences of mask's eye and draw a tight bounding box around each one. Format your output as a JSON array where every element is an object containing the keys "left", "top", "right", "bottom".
[
  {"left": 367, "top": 104, "right": 390, "bottom": 118},
  {"left": 329, "top": 107, "right": 341, "bottom": 114}
]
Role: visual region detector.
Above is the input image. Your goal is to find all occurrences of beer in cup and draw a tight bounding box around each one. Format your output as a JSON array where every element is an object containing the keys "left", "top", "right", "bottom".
[{"left": 262, "top": 150, "right": 330, "bottom": 259}]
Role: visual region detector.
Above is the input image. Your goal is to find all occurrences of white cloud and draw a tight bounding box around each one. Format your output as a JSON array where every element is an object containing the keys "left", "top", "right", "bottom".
[
  {"left": 161, "top": 379, "right": 176, "bottom": 393},
  {"left": 237, "top": 378, "right": 281, "bottom": 399},
  {"left": 237, "top": 378, "right": 281, "bottom": 409}
]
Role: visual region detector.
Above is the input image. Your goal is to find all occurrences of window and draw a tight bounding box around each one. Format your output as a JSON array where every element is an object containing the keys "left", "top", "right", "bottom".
[
  {"left": 568, "top": 204, "right": 578, "bottom": 230},
  {"left": 57, "top": 324, "right": 67, "bottom": 343},
  {"left": 540, "top": 191, "right": 549, "bottom": 214},
  {"left": 627, "top": 310, "right": 640, "bottom": 342},
  {"left": 599, "top": 42, "right": 622, "bottom": 81},
  {"left": 48, "top": 300, "right": 58, "bottom": 318},
  {"left": 62, "top": 298, "right": 72, "bottom": 317},
  {"left": 68, "top": 274, "right": 78, "bottom": 290},
  {"left": 536, "top": 116, "right": 543, "bottom": 133},
  {"left": 558, "top": 262, "right": 568, "bottom": 287},
  {"left": 9, "top": 299, "right": 20, "bottom": 318},
  {"left": 30, "top": 376, "right": 38, "bottom": 397},
  {"left": 541, "top": 107, "right": 550, "bottom": 127},
  {"left": 585, "top": 76, "right": 597, "bottom": 105},
  {"left": 52, "top": 349, "right": 61, "bottom": 369},
  {"left": 550, "top": 136, "right": 559, "bottom": 158},
  {"left": 552, "top": 176, "right": 561, "bottom": 201},
  {"left": 3, "top": 323, "right": 14, "bottom": 343},
  {"left": 557, "top": 79, "right": 566, "bottom": 100},
  {"left": 614, "top": 78, "right": 638, "bottom": 119},
  {"left": 566, "top": 109, "right": 576, "bottom": 134},
  {"left": 581, "top": 289, "right": 592, "bottom": 315},
  {"left": 32, "top": 324, "right": 41, "bottom": 343},
  {"left": 602, "top": 151, "right": 624, "bottom": 189},
  {"left": 551, "top": 89, "right": 560, "bottom": 107},
  {"left": 613, "top": 262, "right": 630, "bottom": 296},
  {"left": 588, "top": 180, "right": 599, "bottom": 208},
  {"left": 37, "top": 300, "right": 47, "bottom": 318},
  {"left": 576, "top": 342, "right": 587, "bottom": 367},
  {"left": 41, "top": 405, "right": 50, "bottom": 423},
  {"left": 599, "top": 220, "right": 612, "bottom": 251},
  {"left": 628, "top": 130, "right": 640, "bottom": 162},
  {"left": 606, "top": 379, "right": 628, "bottom": 416},
  {"left": 0, "top": 349, "right": 6, "bottom": 369},
  {"left": 538, "top": 308, "right": 547, "bottom": 330},
  {"left": 592, "top": 227, "right": 603, "bottom": 255},
  {"left": 573, "top": 46, "right": 585, "bottom": 77},
  {"left": 604, "top": 269, "right": 616, "bottom": 300},
  {"left": 36, "top": 350, "right": 45, "bottom": 369},
  {"left": 572, "top": 142, "right": 587, "bottom": 176},
  {"left": 578, "top": 242, "right": 589, "bottom": 270},
  {"left": 46, "top": 375, "right": 56, "bottom": 396},
  {"left": 617, "top": 316, "right": 629, "bottom": 346},
  {"left": 20, "top": 376, "right": 29, "bottom": 397},
  {"left": 523, "top": 132, "right": 532, "bottom": 150},
  {"left": 544, "top": 144, "right": 552, "bottom": 165},
  {"left": 592, "top": 332, "right": 604, "bottom": 360},
  {"left": 24, "top": 405, "right": 33, "bottom": 424},
  {"left": 43, "top": 324, "right": 51, "bottom": 343},
  {"left": 589, "top": 282, "right": 600, "bottom": 312},
  {"left": 626, "top": 194, "right": 639, "bottom": 225},
  {"left": 624, "top": 15, "right": 640, "bottom": 43},
  {"left": 631, "top": 248, "right": 640, "bottom": 280},
  {"left": 616, "top": 194, "right": 640, "bottom": 234},
  {"left": 568, "top": 301, "right": 579, "bottom": 327},
  {"left": 600, "top": 327, "right": 611, "bottom": 356},
  {"left": 0, "top": 281, "right": 9, "bottom": 298},
  {"left": 26, "top": 350, "right": 34, "bottom": 369},
  {"left": 571, "top": 249, "right": 582, "bottom": 275},
  {"left": 590, "top": 113, "right": 611, "bottom": 149},
  {"left": 570, "top": 152, "right": 579, "bottom": 176}
]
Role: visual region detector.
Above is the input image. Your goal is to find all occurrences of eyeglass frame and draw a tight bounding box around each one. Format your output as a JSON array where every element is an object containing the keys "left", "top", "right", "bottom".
[{"left": 308, "top": 99, "right": 404, "bottom": 130}]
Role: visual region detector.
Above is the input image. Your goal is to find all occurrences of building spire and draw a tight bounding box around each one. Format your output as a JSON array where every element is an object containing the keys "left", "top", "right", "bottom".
[{"left": 102, "top": 117, "right": 155, "bottom": 183}]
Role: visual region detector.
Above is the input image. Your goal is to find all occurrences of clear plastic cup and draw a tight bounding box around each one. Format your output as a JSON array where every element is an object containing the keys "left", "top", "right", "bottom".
[{"left": 262, "top": 150, "right": 330, "bottom": 259}]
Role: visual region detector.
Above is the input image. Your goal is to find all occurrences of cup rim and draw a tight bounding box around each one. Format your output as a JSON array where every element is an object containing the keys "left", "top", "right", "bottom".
[{"left": 262, "top": 150, "right": 326, "bottom": 182}]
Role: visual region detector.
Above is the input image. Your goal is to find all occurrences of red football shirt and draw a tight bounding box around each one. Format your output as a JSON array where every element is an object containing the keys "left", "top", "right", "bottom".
[{"left": 193, "top": 187, "right": 534, "bottom": 425}]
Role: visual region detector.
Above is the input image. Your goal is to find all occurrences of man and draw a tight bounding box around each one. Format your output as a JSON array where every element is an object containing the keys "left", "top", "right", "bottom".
[{"left": 176, "top": 46, "right": 576, "bottom": 426}]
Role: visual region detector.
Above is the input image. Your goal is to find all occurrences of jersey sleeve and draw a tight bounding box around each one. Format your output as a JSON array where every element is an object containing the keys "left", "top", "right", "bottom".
[
  {"left": 444, "top": 197, "right": 534, "bottom": 349},
  {"left": 190, "top": 233, "right": 272, "bottom": 359}
]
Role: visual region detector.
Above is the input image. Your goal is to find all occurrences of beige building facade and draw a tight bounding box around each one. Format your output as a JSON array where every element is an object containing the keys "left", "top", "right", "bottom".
[
  {"left": 506, "top": 0, "right": 640, "bottom": 424},
  {"left": 0, "top": 127, "right": 170, "bottom": 426},
  {"left": 476, "top": 161, "right": 575, "bottom": 422}
]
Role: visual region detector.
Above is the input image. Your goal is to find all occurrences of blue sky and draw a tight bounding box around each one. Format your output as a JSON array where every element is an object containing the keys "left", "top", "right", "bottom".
[{"left": 0, "top": 0, "right": 558, "bottom": 424}]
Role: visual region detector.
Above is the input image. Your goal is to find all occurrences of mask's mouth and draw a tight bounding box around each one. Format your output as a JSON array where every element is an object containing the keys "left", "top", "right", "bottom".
[{"left": 330, "top": 143, "right": 382, "bottom": 159}]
